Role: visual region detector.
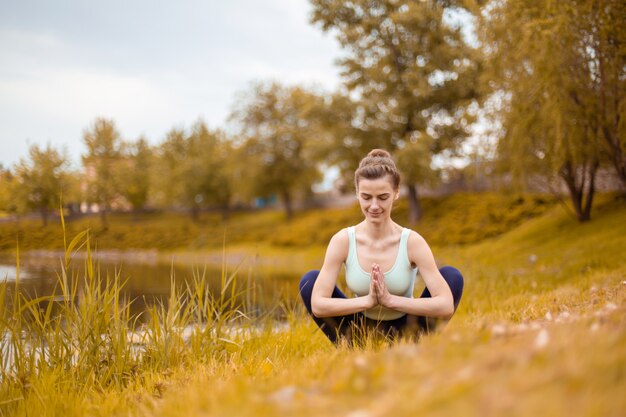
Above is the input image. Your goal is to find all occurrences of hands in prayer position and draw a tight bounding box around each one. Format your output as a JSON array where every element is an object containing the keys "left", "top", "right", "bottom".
[{"left": 367, "top": 263, "right": 393, "bottom": 309}]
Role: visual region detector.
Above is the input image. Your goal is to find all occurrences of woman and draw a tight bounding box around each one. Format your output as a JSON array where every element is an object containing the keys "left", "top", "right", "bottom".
[{"left": 299, "top": 149, "right": 464, "bottom": 344}]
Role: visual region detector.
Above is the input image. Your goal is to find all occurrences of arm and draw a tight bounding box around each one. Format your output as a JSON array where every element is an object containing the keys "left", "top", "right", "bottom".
[
  {"left": 373, "top": 232, "right": 454, "bottom": 319},
  {"left": 311, "top": 230, "right": 378, "bottom": 318}
]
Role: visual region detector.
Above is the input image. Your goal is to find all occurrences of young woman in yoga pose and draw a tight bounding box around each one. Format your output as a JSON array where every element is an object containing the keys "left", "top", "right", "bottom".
[{"left": 299, "top": 149, "right": 464, "bottom": 344}]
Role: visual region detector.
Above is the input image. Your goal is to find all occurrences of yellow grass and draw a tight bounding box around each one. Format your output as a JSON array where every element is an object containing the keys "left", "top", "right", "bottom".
[{"left": 0, "top": 193, "right": 624, "bottom": 416}]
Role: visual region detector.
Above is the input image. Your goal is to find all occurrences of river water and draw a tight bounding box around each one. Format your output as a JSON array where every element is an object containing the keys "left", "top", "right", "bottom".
[{"left": 0, "top": 250, "right": 300, "bottom": 321}]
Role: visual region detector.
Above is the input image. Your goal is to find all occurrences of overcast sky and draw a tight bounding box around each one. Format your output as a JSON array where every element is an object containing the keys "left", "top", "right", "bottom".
[{"left": 0, "top": 0, "right": 343, "bottom": 168}]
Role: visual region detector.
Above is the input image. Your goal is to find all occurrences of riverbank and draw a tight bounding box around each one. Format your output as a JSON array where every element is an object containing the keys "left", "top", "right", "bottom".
[
  {"left": 0, "top": 192, "right": 557, "bottom": 252},
  {"left": 1, "top": 244, "right": 326, "bottom": 274}
]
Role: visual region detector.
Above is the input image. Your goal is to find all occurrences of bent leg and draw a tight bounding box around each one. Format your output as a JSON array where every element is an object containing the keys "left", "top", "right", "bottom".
[
  {"left": 419, "top": 266, "right": 464, "bottom": 311},
  {"left": 299, "top": 270, "right": 358, "bottom": 344},
  {"left": 413, "top": 266, "right": 465, "bottom": 334}
]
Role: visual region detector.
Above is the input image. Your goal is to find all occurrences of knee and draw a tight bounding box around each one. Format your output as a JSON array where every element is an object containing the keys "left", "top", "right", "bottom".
[
  {"left": 439, "top": 266, "right": 464, "bottom": 309},
  {"left": 299, "top": 270, "right": 320, "bottom": 293},
  {"left": 439, "top": 266, "right": 464, "bottom": 289}
]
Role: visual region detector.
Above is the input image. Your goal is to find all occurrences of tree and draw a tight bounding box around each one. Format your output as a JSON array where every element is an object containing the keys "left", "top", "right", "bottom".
[
  {"left": 183, "top": 121, "right": 233, "bottom": 219},
  {"left": 209, "top": 136, "right": 237, "bottom": 220},
  {"left": 394, "top": 137, "right": 439, "bottom": 216},
  {"left": 0, "top": 165, "right": 18, "bottom": 217},
  {"left": 156, "top": 121, "right": 234, "bottom": 219},
  {"left": 231, "top": 82, "right": 324, "bottom": 219},
  {"left": 13, "top": 143, "right": 69, "bottom": 225},
  {"left": 155, "top": 127, "right": 187, "bottom": 209},
  {"left": 315, "top": 92, "right": 393, "bottom": 190},
  {"left": 476, "top": 0, "right": 625, "bottom": 221},
  {"left": 60, "top": 169, "right": 84, "bottom": 218},
  {"left": 82, "top": 118, "right": 123, "bottom": 227},
  {"left": 117, "top": 137, "right": 153, "bottom": 212},
  {"left": 310, "top": 0, "right": 481, "bottom": 223},
  {"left": 591, "top": 1, "right": 626, "bottom": 187}
]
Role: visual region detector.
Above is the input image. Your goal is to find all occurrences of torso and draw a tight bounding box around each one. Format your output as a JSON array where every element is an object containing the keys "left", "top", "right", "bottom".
[
  {"left": 344, "top": 226, "right": 420, "bottom": 320},
  {"left": 353, "top": 226, "right": 405, "bottom": 272}
]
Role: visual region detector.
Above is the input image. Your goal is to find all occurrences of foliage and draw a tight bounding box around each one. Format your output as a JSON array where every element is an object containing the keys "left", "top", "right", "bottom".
[
  {"left": 180, "top": 122, "right": 233, "bottom": 218},
  {"left": 155, "top": 122, "right": 234, "bottom": 219},
  {"left": 310, "top": 0, "right": 482, "bottom": 222},
  {"left": 0, "top": 165, "right": 19, "bottom": 217},
  {"left": 476, "top": 0, "right": 626, "bottom": 221},
  {"left": 231, "top": 82, "right": 325, "bottom": 218},
  {"left": 11, "top": 144, "right": 70, "bottom": 225},
  {"left": 116, "top": 137, "right": 154, "bottom": 211},
  {"left": 0, "top": 192, "right": 562, "bottom": 252},
  {"left": 153, "top": 127, "right": 185, "bottom": 208},
  {"left": 0, "top": 222, "right": 259, "bottom": 404},
  {"left": 82, "top": 118, "right": 124, "bottom": 226}
]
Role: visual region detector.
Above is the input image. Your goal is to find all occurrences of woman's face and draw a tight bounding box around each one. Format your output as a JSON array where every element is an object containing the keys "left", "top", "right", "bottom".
[{"left": 356, "top": 176, "right": 399, "bottom": 223}]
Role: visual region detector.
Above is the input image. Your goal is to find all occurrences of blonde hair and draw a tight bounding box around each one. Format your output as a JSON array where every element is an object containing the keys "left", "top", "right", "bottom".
[{"left": 354, "top": 149, "right": 401, "bottom": 191}]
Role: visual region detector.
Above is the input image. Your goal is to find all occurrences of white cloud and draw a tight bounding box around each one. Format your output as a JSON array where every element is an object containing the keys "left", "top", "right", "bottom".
[{"left": 1, "top": 69, "right": 164, "bottom": 121}]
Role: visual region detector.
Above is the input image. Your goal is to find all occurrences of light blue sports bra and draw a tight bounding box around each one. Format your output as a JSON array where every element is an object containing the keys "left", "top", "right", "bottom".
[{"left": 345, "top": 226, "right": 420, "bottom": 320}]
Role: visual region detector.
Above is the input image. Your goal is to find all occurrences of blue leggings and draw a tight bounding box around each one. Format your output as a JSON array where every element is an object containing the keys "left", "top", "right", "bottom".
[{"left": 299, "top": 267, "right": 464, "bottom": 344}]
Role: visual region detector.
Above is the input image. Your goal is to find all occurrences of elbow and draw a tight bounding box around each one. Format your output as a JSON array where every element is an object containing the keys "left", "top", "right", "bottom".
[
  {"left": 311, "top": 298, "right": 325, "bottom": 318},
  {"left": 440, "top": 300, "right": 455, "bottom": 320},
  {"left": 441, "top": 310, "right": 454, "bottom": 320}
]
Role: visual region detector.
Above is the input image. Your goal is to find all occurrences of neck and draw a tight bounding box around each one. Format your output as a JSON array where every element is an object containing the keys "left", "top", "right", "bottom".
[{"left": 361, "top": 218, "right": 398, "bottom": 239}]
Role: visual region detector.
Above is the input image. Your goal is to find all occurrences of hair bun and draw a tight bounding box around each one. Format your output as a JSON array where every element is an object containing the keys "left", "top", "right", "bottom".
[
  {"left": 367, "top": 149, "right": 391, "bottom": 159},
  {"left": 354, "top": 148, "right": 401, "bottom": 190}
]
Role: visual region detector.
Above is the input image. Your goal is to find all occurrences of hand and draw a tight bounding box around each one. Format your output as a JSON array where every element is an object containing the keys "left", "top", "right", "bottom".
[
  {"left": 372, "top": 263, "right": 392, "bottom": 307},
  {"left": 366, "top": 270, "right": 379, "bottom": 309}
]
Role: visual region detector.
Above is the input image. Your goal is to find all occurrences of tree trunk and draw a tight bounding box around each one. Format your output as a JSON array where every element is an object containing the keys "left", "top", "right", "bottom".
[
  {"left": 406, "top": 183, "right": 422, "bottom": 225},
  {"left": 190, "top": 205, "right": 199, "bottom": 222},
  {"left": 602, "top": 126, "right": 626, "bottom": 187},
  {"left": 282, "top": 190, "right": 293, "bottom": 220},
  {"left": 221, "top": 204, "right": 230, "bottom": 221},
  {"left": 597, "top": 21, "right": 626, "bottom": 188},
  {"left": 100, "top": 206, "right": 108, "bottom": 228},
  {"left": 559, "top": 159, "right": 598, "bottom": 222},
  {"left": 41, "top": 207, "right": 48, "bottom": 227}
]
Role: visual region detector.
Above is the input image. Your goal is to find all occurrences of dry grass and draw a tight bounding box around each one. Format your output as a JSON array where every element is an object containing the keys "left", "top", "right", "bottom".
[{"left": 1, "top": 193, "right": 624, "bottom": 416}]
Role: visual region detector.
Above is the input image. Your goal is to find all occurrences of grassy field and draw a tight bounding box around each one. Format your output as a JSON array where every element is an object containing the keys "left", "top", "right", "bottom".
[{"left": 0, "top": 193, "right": 624, "bottom": 416}]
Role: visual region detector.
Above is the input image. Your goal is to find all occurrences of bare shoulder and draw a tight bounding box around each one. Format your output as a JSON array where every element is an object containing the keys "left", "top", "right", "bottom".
[
  {"left": 325, "top": 228, "right": 350, "bottom": 262},
  {"left": 407, "top": 229, "right": 427, "bottom": 248},
  {"left": 330, "top": 228, "right": 350, "bottom": 244},
  {"left": 406, "top": 229, "right": 433, "bottom": 263}
]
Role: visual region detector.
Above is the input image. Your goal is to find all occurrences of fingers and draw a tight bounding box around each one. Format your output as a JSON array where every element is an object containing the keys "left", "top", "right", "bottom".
[
  {"left": 369, "top": 279, "right": 377, "bottom": 302},
  {"left": 371, "top": 263, "right": 384, "bottom": 295},
  {"left": 371, "top": 264, "right": 391, "bottom": 307},
  {"left": 371, "top": 264, "right": 380, "bottom": 288},
  {"left": 369, "top": 272, "right": 377, "bottom": 291},
  {"left": 368, "top": 266, "right": 379, "bottom": 308}
]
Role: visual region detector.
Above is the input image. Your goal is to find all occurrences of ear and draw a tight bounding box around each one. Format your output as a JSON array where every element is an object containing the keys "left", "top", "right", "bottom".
[{"left": 394, "top": 191, "right": 400, "bottom": 200}]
